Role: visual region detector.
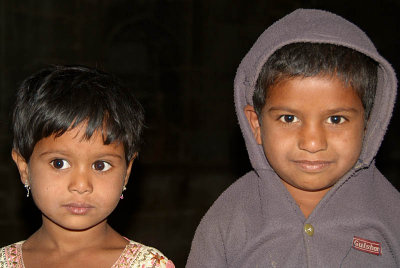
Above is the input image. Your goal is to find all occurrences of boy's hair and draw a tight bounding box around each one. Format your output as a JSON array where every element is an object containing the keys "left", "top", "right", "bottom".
[
  {"left": 253, "top": 43, "right": 378, "bottom": 120},
  {"left": 12, "top": 65, "right": 144, "bottom": 163}
]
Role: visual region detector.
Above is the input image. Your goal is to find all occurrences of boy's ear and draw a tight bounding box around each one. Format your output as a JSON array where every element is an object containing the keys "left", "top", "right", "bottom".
[
  {"left": 11, "top": 149, "right": 29, "bottom": 185},
  {"left": 244, "top": 105, "right": 262, "bottom": 145},
  {"left": 124, "top": 152, "right": 137, "bottom": 186}
]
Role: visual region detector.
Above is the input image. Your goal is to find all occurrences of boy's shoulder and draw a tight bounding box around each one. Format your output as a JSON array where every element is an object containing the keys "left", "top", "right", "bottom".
[
  {"left": 187, "top": 171, "right": 264, "bottom": 267},
  {"left": 203, "top": 171, "right": 262, "bottom": 222},
  {"left": 356, "top": 166, "right": 400, "bottom": 215},
  {"left": 193, "top": 170, "right": 269, "bottom": 251}
]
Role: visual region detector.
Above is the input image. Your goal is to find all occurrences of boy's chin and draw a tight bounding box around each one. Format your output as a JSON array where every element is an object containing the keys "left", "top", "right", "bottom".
[{"left": 280, "top": 177, "right": 336, "bottom": 194}]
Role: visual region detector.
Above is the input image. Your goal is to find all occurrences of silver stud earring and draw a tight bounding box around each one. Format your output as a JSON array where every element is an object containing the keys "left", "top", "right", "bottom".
[
  {"left": 120, "top": 186, "right": 127, "bottom": 200},
  {"left": 24, "top": 180, "right": 31, "bottom": 197}
]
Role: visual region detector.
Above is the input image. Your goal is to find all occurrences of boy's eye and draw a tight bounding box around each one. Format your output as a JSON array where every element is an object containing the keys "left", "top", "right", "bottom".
[
  {"left": 279, "top": 115, "right": 299, "bottom": 123},
  {"left": 92, "top": 161, "right": 112, "bottom": 171},
  {"left": 327, "top": 115, "right": 346, "bottom": 124},
  {"left": 50, "top": 159, "right": 71, "bottom": 170}
]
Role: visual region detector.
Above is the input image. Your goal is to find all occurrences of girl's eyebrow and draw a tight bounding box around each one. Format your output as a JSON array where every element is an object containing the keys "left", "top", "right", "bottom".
[
  {"left": 38, "top": 150, "right": 70, "bottom": 157},
  {"left": 93, "top": 153, "right": 123, "bottom": 160},
  {"left": 38, "top": 150, "right": 123, "bottom": 159}
]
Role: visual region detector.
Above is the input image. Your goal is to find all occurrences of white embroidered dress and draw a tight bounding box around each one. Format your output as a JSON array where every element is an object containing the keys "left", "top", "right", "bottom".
[{"left": 0, "top": 240, "right": 174, "bottom": 268}]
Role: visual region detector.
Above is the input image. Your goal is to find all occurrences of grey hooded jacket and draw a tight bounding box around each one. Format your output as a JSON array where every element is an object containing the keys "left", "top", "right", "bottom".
[{"left": 187, "top": 9, "right": 400, "bottom": 268}]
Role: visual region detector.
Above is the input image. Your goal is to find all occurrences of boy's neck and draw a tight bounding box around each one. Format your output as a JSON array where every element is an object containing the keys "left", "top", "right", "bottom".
[{"left": 281, "top": 180, "right": 331, "bottom": 219}]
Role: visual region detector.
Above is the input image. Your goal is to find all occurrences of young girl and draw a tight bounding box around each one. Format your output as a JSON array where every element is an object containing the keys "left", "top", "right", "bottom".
[{"left": 0, "top": 65, "right": 174, "bottom": 267}]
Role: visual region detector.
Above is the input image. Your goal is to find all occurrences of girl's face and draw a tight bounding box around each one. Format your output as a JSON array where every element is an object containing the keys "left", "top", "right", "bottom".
[{"left": 12, "top": 124, "right": 133, "bottom": 231}]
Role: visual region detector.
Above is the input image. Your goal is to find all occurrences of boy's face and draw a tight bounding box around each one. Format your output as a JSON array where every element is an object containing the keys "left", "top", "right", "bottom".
[
  {"left": 12, "top": 124, "right": 133, "bottom": 232},
  {"left": 245, "top": 76, "right": 365, "bottom": 193}
]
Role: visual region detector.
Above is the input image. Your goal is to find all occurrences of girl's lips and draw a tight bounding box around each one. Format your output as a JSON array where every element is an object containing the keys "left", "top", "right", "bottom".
[
  {"left": 293, "top": 160, "right": 332, "bottom": 172},
  {"left": 63, "top": 203, "right": 94, "bottom": 215}
]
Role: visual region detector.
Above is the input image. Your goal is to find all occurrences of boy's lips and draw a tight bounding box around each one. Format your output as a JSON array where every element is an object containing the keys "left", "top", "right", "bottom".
[
  {"left": 62, "top": 203, "right": 94, "bottom": 215},
  {"left": 293, "top": 160, "right": 332, "bottom": 172}
]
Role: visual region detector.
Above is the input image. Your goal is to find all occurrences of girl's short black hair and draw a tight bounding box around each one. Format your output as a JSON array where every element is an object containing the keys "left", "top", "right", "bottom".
[
  {"left": 253, "top": 43, "right": 378, "bottom": 121},
  {"left": 12, "top": 65, "right": 144, "bottom": 163}
]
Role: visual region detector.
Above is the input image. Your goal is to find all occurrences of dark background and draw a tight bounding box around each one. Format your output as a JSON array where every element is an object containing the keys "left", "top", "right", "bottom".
[{"left": 0, "top": 1, "right": 399, "bottom": 267}]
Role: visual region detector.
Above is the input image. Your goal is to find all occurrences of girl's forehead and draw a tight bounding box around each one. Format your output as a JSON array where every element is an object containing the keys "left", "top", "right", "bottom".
[
  {"left": 55, "top": 121, "right": 114, "bottom": 144},
  {"left": 33, "top": 125, "right": 125, "bottom": 157}
]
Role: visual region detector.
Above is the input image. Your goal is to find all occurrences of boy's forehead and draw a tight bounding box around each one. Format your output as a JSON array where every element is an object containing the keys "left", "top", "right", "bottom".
[
  {"left": 266, "top": 74, "right": 359, "bottom": 99},
  {"left": 265, "top": 76, "right": 363, "bottom": 112}
]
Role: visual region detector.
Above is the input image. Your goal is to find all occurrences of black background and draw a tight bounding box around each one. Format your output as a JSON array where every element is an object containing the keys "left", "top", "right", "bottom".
[{"left": 0, "top": 1, "right": 399, "bottom": 266}]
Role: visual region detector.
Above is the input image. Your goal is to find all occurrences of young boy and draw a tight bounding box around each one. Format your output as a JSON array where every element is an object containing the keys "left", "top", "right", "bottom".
[{"left": 187, "top": 9, "right": 400, "bottom": 267}]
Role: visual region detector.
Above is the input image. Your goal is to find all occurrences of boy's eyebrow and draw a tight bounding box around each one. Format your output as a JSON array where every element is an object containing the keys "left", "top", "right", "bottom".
[
  {"left": 267, "top": 106, "right": 297, "bottom": 113},
  {"left": 267, "top": 106, "right": 361, "bottom": 114},
  {"left": 324, "top": 107, "right": 362, "bottom": 114}
]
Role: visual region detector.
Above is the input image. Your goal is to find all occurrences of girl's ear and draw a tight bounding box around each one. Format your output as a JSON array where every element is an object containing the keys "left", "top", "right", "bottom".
[
  {"left": 11, "top": 149, "right": 29, "bottom": 185},
  {"left": 124, "top": 152, "right": 137, "bottom": 186},
  {"left": 244, "top": 105, "right": 262, "bottom": 145}
]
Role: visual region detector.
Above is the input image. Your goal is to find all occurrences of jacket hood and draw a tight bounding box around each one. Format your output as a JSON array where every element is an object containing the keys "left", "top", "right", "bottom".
[{"left": 234, "top": 8, "right": 397, "bottom": 172}]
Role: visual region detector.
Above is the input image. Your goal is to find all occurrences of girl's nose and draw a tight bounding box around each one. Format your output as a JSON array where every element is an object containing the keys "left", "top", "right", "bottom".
[
  {"left": 298, "top": 123, "right": 328, "bottom": 153},
  {"left": 68, "top": 169, "right": 93, "bottom": 194}
]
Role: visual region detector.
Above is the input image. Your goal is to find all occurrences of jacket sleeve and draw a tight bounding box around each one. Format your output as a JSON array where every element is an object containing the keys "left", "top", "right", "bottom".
[
  {"left": 186, "top": 172, "right": 259, "bottom": 267},
  {"left": 186, "top": 212, "right": 228, "bottom": 268}
]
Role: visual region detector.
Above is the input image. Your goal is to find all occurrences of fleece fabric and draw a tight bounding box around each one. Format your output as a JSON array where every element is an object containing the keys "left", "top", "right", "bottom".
[{"left": 187, "top": 9, "right": 400, "bottom": 268}]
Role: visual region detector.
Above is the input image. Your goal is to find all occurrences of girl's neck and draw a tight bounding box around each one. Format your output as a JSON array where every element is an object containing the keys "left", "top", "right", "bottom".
[{"left": 24, "top": 217, "right": 125, "bottom": 252}]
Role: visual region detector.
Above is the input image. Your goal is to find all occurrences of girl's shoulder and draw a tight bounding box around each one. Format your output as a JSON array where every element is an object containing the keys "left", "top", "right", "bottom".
[
  {"left": 112, "top": 239, "right": 174, "bottom": 268},
  {"left": 0, "top": 241, "right": 25, "bottom": 267},
  {"left": 0, "top": 240, "right": 174, "bottom": 268}
]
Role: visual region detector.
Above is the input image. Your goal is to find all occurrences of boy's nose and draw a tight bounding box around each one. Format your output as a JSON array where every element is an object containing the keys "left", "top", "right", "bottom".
[
  {"left": 298, "top": 123, "right": 327, "bottom": 153},
  {"left": 68, "top": 169, "right": 93, "bottom": 194}
]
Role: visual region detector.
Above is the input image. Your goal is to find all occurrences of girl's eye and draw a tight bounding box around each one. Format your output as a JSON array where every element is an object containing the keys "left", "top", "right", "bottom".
[
  {"left": 327, "top": 115, "right": 346, "bottom": 124},
  {"left": 279, "top": 115, "right": 299, "bottom": 123},
  {"left": 50, "top": 159, "right": 71, "bottom": 170},
  {"left": 92, "top": 161, "right": 112, "bottom": 171}
]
